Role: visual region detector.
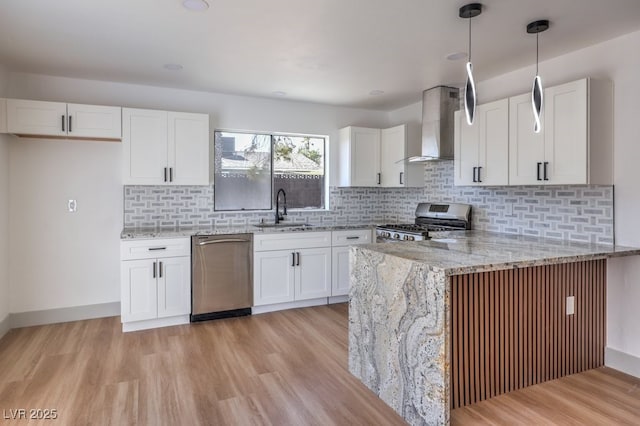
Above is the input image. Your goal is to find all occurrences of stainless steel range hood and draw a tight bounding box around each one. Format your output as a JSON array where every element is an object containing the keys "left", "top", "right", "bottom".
[{"left": 408, "top": 86, "right": 459, "bottom": 162}]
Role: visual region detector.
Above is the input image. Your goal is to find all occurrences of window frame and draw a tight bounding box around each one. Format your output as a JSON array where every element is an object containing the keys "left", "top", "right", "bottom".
[{"left": 213, "top": 129, "right": 329, "bottom": 212}]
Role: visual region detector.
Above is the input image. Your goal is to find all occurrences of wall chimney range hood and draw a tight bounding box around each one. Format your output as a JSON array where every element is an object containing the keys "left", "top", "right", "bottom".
[{"left": 408, "top": 86, "right": 459, "bottom": 162}]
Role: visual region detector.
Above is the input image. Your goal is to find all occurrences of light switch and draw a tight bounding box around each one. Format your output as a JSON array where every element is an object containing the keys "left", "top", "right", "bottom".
[
  {"left": 566, "top": 296, "right": 575, "bottom": 315},
  {"left": 68, "top": 199, "right": 77, "bottom": 213}
]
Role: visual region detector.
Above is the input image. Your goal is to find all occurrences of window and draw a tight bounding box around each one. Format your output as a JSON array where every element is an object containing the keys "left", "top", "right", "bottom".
[{"left": 214, "top": 131, "right": 326, "bottom": 211}]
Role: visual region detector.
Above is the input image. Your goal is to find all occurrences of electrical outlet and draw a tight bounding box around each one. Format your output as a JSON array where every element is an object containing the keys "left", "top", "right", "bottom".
[
  {"left": 566, "top": 296, "right": 575, "bottom": 315},
  {"left": 68, "top": 199, "right": 77, "bottom": 213}
]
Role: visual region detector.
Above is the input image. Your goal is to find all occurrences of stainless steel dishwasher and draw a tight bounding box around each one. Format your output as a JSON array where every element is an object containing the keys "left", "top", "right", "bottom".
[{"left": 191, "top": 234, "right": 252, "bottom": 322}]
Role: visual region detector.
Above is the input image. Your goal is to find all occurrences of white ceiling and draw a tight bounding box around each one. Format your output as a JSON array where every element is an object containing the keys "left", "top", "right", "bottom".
[{"left": 1, "top": 0, "right": 640, "bottom": 110}]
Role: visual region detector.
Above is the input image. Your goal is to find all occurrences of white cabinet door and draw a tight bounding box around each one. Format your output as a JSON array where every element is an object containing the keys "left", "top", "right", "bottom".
[
  {"left": 122, "top": 108, "right": 168, "bottom": 185},
  {"left": 296, "top": 247, "right": 332, "bottom": 300},
  {"left": 380, "top": 124, "right": 406, "bottom": 187},
  {"left": 349, "top": 127, "right": 381, "bottom": 186},
  {"left": 254, "top": 250, "right": 296, "bottom": 306},
  {"left": 121, "top": 259, "right": 158, "bottom": 322},
  {"left": 544, "top": 79, "right": 588, "bottom": 184},
  {"left": 7, "top": 99, "right": 67, "bottom": 136},
  {"left": 456, "top": 99, "right": 508, "bottom": 186},
  {"left": 454, "top": 109, "right": 480, "bottom": 185},
  {"left": 0, "top": 99, "right": 7, "bottom": 133},
  {"left": 157, "top": 256, "right": 191, "bottom": 318},
  {"left": 478, "top": 99, "right": 509, "bottom": 186},
  {"left": 67, "top": 103, "right": 121, "bottom": 139},
  {"left": 168, "top": 112, "right": 210, "bottom": 185},
  {"left": 509, "top": 93, "right": 545, "bottom": 185},
  {"left": 331, "top": 246, "right": 351, "bottom": 297}
]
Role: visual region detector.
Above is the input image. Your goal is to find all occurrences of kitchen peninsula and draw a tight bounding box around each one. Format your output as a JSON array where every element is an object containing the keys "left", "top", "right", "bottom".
[{"left": 348, "top": 231, "right": 640, "bottom": 426}]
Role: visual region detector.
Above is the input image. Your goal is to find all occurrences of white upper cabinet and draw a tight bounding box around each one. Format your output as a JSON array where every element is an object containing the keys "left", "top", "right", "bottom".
[
  {"left": 509, "top": 78, "right": 612, "bottom": 185},
  {"left": 454, "top": 99, "right": 509, "bottom": 186},
  {"left": 339, "top": 126, "right": 380, "bottom": 186},
  {"left": 123, "top": 108, "right": 210, "bottom": 185},
  {"left": 6, "top": 99, "right": 121, "bottom": 140},
  {"left": 7, "top": 100, "right": 68, "bottom": 137},
  {"left": 66, "top": 103, "right": 122, "bottom": 139},
  {"left": 0, "top": 99, "right": 7, "bottom": 133},
  {"left": 168, "top": 112, "right": 210, "bottom": 185},
  {"left": 123, "top": 108, "right": 168, "bottom": 185},
  {"left": 380, "top": 124, "right": 424, "bottom": 187},
  {"left": 340, "top": 124, "right": 423, "bottom": 187}
]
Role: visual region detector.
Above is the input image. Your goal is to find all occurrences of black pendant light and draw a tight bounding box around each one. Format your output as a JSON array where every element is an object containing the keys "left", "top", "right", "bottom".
[
  {"left": 459, "top": 3, "right": 482, "bottom": 126},
  {"left": 527, "top": 19, "right": 549, "bottom": 133}
]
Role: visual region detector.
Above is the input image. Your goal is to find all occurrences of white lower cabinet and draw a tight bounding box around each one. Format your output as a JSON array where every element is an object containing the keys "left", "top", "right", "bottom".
[
  {"left": 331, "top": 229, "right": 373, "bottom": 296},
  {"left": 120, "top": 238, "right": 191, "bottom": 332},
  {"left": 253, "top": 229, "right": 373, "bottom": 310},
  {"left": 253, "top": 250, "right": 297, "bottom": 305},
  {"left": 253, "top": 232, "right": 332, "bottom": 307},
  {"left": 295, "top": 247, "right": 332, "bottom": 300}
]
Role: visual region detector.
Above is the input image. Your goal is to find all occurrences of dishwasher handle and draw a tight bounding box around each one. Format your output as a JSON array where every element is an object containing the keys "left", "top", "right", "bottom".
[{"left": 198, "top": 238, "right": 250, "bottom": 246}]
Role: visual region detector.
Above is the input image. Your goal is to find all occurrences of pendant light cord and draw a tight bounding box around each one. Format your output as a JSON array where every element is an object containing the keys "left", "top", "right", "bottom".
[
  {"left": 468, "top": 17, "right": 472, "bottom": 61},
  {"left": 536, "top": 33, "right": 539, "bottom": 75}
]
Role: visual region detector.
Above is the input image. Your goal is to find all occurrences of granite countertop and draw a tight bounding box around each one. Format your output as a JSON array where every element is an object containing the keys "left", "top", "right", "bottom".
[
  {"left": 121, "top": 223, "right": 375, "bottom": 239},
  {"left": 357, "top": 230, "right": 640, "bottom": 275}
]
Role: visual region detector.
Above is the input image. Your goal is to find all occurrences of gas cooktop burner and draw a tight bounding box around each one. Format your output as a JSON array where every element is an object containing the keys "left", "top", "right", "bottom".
[{"left": 376, "top": 202, "right": 472, "bottom": 242}]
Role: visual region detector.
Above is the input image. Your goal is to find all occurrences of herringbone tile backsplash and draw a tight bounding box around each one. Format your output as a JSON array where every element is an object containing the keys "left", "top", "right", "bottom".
[{"left": 124, "top": 161, "right": 613, "bottom": 244}]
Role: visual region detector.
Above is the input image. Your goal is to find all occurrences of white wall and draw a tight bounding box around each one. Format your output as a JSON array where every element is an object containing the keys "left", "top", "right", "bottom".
[
  {"left": 4, "top": 72, "right": 388, "bottom": 314},
  {"left": 473, "top": 31, "right": 640, "bottom": 360},
  {"left": 0, "top": 65, "right": 11, "bottom": 328}
]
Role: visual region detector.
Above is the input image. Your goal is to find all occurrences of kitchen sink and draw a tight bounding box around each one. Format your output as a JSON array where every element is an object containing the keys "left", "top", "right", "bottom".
[{"left": 254, "top": 223, "right": 315, "bottom": 229}]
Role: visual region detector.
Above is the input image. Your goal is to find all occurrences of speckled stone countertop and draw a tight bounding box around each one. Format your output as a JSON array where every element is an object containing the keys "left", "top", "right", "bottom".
[
  {"left": 348, "top": 230, "right": 640, "bottom": 426},
  {"left": 358, "top": 230, "right": 640, "bottom": 276},
  {"left": 121, "top": 223, "right": 374, "bottom": 239}
]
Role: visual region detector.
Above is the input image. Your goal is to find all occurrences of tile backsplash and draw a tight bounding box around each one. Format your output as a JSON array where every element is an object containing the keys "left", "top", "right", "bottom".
[{"left": 124, "top": 161, "right": 614, "bottom": 244}]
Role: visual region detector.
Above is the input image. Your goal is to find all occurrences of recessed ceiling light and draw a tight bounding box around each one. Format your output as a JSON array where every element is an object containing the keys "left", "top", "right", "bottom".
[
  {"left": 369, "top": 90, "right": 384, "bottom": 96},
  {"left": 446, "top": 52, "right": 467, "bottom": 61},
  {"left": 182, "top": 0, "right": 209, "bottom": 11},
  {"left": 272, "top": 91, "right": 287, "bottom": 97},
  {"left": 163, "top": 63, "right": 183, "bottom": 71}
]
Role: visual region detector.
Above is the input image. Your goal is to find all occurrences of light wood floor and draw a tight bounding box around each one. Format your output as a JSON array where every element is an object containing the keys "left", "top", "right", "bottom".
[{"left": 1, "top": 304, "right": 639, "bottom": 425}]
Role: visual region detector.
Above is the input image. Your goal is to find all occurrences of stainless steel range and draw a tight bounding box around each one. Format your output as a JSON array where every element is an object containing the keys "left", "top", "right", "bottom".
[{"left": 376, "top": 202, "right": 472, "bottom": 242}]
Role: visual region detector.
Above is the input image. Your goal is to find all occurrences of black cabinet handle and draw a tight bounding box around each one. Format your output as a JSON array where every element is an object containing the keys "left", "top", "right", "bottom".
[
  {"left": 291, "top": 252, "right": 295, "bottom": 267},
  {"left": 377, "top": 173, "right": 381, "bottom": 185},
  {"left": 169, "top": 167, "right": 173, "bottom": 182},
  {"left": 477, "top": 166, "right": 482, "bottom": 183},
  {"left": 61, "top": 115, "right": 65, "bottom": 132},
  {"left": 164, "top": 167, "right": 168, "bottom": 182},
  {"left": 148, "top": 247, "right": 167, "bottom": 251},
  {"left": 69, "top": 115, "right": 72, "bottom": 133},
  {"left": 159, "top": 261, "right": 163, "bottom": 278},
  {"left": 296, "top": 252, "right": 300, "bottom": 266},
  {"left": 544, "top": 162, "right": 549, "bottom": 181},
  {"left": 537, "top": 162, "right": 542, "bottom": 181},
  {"left": 399, "top": 172, "right": 404, "bottom": 185},
  {"left": 472, "top": 167, "right": 477, "bottom": 182},
  {"left": 152, "top": 261, "right": 157, "bottom": 279},
  {"left": 346, "top": 236, "right": 360, "bottom": 240}
]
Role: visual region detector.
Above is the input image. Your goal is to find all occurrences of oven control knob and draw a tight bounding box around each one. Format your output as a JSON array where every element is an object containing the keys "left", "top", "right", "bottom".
[
  {"left": 393, "top": 233, "right": 401, "bottom": 239},
  {"left": 407, "top": 235, "right": 415, "bottom": 241},
  {"left": 402, "top": 235, "right": 409, "bottom": 240}
]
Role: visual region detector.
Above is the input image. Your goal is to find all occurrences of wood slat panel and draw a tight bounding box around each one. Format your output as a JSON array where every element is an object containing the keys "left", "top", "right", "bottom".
[{"left": 450, "top": 260, "right": 607, "bottom": 409}]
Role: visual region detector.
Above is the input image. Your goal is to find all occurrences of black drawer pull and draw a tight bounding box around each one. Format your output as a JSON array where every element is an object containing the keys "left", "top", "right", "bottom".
[{"left": 148, "top": 247, "right": 167, "bottom": 251}]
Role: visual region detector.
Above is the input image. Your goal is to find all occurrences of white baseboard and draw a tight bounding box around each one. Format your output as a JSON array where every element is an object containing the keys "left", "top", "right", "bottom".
[
  {"left": 252, "top": 298, "right": 329, "bottom": 315},
  {"left": 605, "top": 346, "right": 640, "bottom": 379},
  {"left": 10, "top": 302, "right": 121, "bottom": 329},
  {"left": 328, "top": 295, "right": 349, "bottom": 304},
  {"left": 122, "top": 315, "right": 189, "bottom": 332},
  {"left": 0, "top": 313, "right": 10, "bottom": 340}
]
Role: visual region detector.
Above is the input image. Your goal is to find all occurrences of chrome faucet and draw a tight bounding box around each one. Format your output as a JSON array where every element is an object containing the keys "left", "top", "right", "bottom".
[{"left": 275, "top": 188, "right": 287, "bottom": 224}]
